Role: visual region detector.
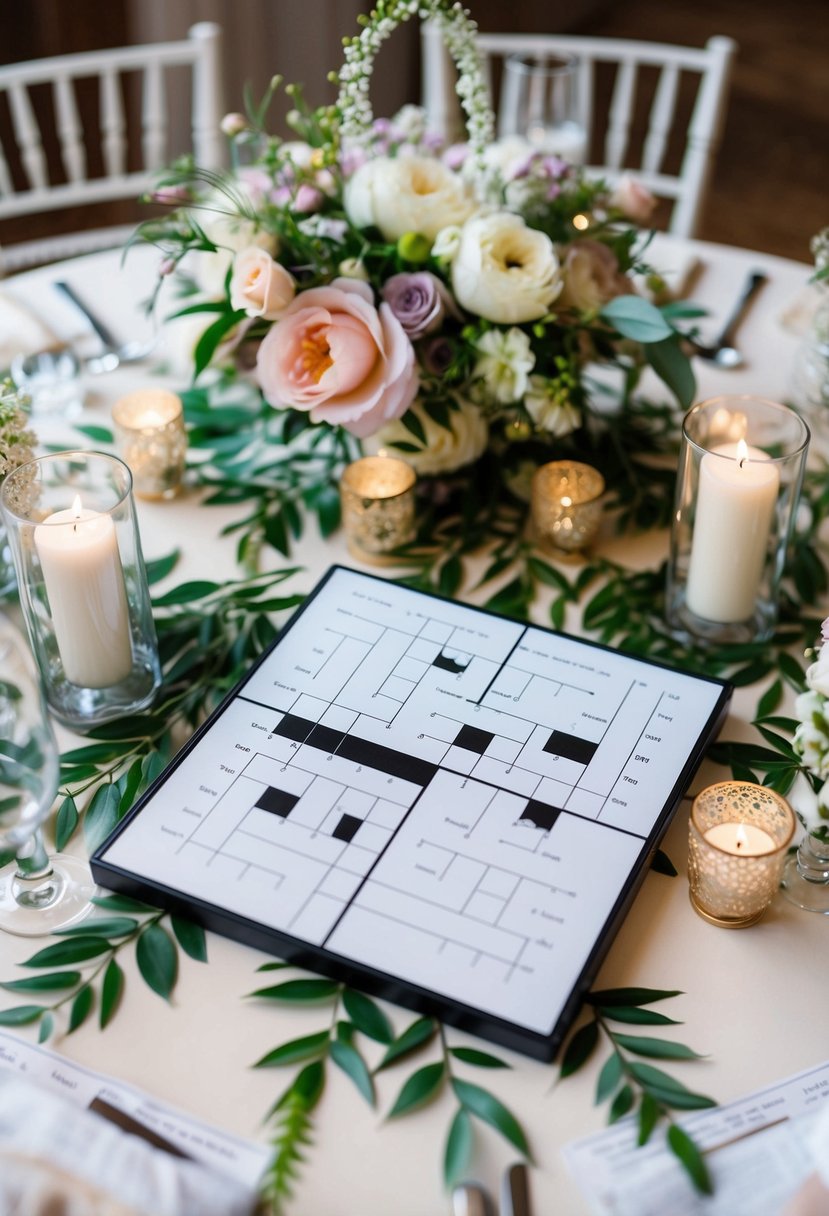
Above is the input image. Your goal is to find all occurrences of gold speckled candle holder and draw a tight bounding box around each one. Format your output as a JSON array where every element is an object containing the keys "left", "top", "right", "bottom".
[
  {"left": 688, "top": 781, "right": 796, "bottom": 928},
  {"left": 112, "top": 390, "right": 187, "bottom": 501},
  {"left": 531, "top": 460, "right": 605, "bottom": 554},
  {"left": 339, "top": 456, "right": 416, "bottom": 564}
]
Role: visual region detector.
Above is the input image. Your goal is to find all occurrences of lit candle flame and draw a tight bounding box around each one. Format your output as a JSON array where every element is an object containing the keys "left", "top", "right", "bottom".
[
  {"left": 736, "top": 438, "right": 749, "bottom": 470},
  {"left": 71, "top": 495, "right": 83, "bottom": 519},
  {"left": 560, "top": 496, "right": 573, "bottom": 508},
  {"left": 735, "top": 822, "right": 749, "bottom": 850}
]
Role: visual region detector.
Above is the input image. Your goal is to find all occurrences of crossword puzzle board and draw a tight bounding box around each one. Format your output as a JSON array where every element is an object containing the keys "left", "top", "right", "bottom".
[{"left": 93, "top": 566, "right": 731, "bottom": 1060}]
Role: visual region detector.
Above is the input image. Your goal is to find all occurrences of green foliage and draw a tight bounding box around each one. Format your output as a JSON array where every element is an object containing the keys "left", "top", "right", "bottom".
[{"left": 559, "top": 987, "right": 714, "bottom": 1195}]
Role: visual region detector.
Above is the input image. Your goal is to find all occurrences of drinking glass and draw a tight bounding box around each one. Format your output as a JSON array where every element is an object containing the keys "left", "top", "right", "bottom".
[
  {"left": 500, "top": 53, "right": 588, "bottom": 163},
  {"left": 0, "top": 616, "right": 95, "bottom": 935}
]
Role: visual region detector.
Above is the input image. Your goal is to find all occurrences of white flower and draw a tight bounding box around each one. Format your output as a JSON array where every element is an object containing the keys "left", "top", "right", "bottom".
[
  {"left": 793, "top": 689, "right": 829, "bottom": 779},
  {"left": 297, "top": 215, "right": 349, "bottom": 243},
  {"left": 367, "top": 395, "right": 488, "bottom": 476},
  {"left": 189, "top": 192, "right": 277, "bottom": 298},
  {"left": 229, "top": 247, "right": 296, "bottom": 320},
  {"left": 807, "top": 650, "right": 829, "bottom": 698},
  {"left": 344, "top": 155, "right": 476, "bottom": 242},
  {"left": 473, "top": 327, "right": 535, "bottom": 405},
  {"left": 524, "top": 375, "right": 582, "bottom": 437},
  {"left": 391, "top": 104, "right": 428, "bottom": 141},
  {"left": 451, "top": 212, "right": 562, "bottom": 324},
  {"left": 338, "top": 257, "right": 371, "bottom": 281},
  {"left": 432, "top": 225, "right": 462, "bottom": 263}
]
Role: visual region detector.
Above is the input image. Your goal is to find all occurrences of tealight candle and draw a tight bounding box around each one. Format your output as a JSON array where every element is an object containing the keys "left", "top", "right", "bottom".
[
  {"left": 531, "top": 460, "right": 605, "bottom": 553},
  {"left": 34, "top": 495, "right": 133, "bottom": 688},
  {"left": 685, "top": 439, "right": 779, "bottom": 623},
  {"left": 112, "top": 389, "right": 187, "bottom": 500},
  {"left": 339, "top": 455, "right": 416, "bottom": 563},
  {"left": 688, "top": 781, "right": 796, "bottom": 928}
]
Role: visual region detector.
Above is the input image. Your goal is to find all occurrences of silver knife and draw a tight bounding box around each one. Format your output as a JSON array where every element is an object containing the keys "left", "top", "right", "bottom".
[{"left": 451, "top": 1182, "right": 496, "bottom": 1216}]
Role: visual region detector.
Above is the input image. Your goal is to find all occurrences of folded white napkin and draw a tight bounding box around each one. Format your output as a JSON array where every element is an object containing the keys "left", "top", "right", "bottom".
[
  {"left": 0, "top": 1071, "right": 260, "bottom": 1216},
  {"left": 0, "top": 290, "right": 58, "bottom": 367}
]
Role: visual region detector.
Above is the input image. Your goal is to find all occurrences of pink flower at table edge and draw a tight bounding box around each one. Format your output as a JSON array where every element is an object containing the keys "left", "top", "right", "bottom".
[{"left": 255, "top": 278, "right": 419, "bottom": 439}]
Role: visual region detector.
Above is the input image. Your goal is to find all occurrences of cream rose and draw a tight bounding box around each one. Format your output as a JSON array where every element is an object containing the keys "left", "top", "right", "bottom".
[
  {"left": 451, "top": 212, "right": 562, "bottom": 324},
  {"left": 557, "top": 240, "right": 631, "bottom": 313},
  {"left": 229, "top": 247, "right": 296, "bottom": 320},
  {"left": 368, "top": 395, "right": 488, "bottom": 476},
  {"left": 190, "top": 205, "right": 277, "bottom": 298},
  {"left": 344, "top": 155, "right": 476, "bottom": 242},
  {"left": 255, "top": 278, "right": 418, "bottom": 439}
]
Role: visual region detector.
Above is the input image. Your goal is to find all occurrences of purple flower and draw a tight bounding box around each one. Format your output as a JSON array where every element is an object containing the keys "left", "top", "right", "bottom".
[
  {"left": 422, "top": 336, "right": 455, "bottom": 376},
  {"left": 442, "top": 143, "right": 469, "bottom": 171},
  {"left": 381, "top": 272, "right": 453, "bottom": 340},
  {"left": 151, "top": 185, "right": 191, "bottom": 205},
  {"left": 821, "top": 617, "right": 829, "bottom": 643},
  {"left": 293, "top": 184, "right": 324, "bottom": 213}
]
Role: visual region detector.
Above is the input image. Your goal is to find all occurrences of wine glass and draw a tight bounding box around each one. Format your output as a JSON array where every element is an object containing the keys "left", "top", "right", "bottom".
[
  {"left": 0, "top": 615, "right": 95, "bottom": 936},
  {"left": 780, "top": 830, "right": 829, "bottom": 914},
  {"left": 500, "top": 53, "right": 588, "bottom": 164}
]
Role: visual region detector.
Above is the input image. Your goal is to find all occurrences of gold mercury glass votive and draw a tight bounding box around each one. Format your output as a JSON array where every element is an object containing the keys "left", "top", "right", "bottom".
[
  {"left": 531, "top": 460, "right": 606, "bottom": 553},
  {"left": 688, "top": 781, "right": 796, "bottom": 928},
  {"left": 339, "top": 456, "right": 416, "bottom": 563},
  {"left": 111, "top": 390, "right": 187, "bottom": 501}
]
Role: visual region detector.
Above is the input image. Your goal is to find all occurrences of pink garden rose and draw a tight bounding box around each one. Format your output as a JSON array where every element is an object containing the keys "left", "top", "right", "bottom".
[
  {"left": 255, "top": 278, "right": 418, "bottom": 438},
  {"left": 610, "top": 173, "right": 657, "bottom": 224},
  {"left": 557, "top": 240, "right": 631, "bottom": 312}
]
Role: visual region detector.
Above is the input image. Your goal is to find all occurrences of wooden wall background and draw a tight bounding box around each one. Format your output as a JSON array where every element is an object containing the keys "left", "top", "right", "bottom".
[{"left": 0, "top": 0, "right": 826, "bottom": 261}]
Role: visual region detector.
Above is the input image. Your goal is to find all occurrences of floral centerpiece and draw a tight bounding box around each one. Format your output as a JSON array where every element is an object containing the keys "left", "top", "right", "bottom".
[
  {"left": 0, "top": 379, "right": 36, "bottom": 595},
  {"left": 136, "top": 0, "right": 695, "bottom": 561}
]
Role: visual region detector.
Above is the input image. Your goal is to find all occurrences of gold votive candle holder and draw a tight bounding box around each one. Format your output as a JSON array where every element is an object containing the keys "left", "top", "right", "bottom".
[
  {"left": 531, "top": 460, "right": 605, "bottom": 553},
  {"left": 688, "top": 781, "right": 796, "bottom": 928},
  {"left": 111, "top": 390, "right": 187, "bottom": 501},
  {"left": 339, "top": 456, "right": 416, "bottom": 563}
]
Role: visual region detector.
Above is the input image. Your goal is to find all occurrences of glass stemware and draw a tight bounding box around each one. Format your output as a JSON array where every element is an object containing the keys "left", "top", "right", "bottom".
[
  {"left": 0, "top": 615, "right": 95, "bottom": 936},
  {"left": 780, "top": 830, "right": 829, "bottom": 914}
]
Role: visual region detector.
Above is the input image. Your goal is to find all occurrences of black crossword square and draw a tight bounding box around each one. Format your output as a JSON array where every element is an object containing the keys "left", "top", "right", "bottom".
[
  {"left": 274, "top": 714, "right": 314, "bottom": 742},
  {"left": 454, "top": 724, "right": 494, "bottom": 754},
  {"left": 256, "top": 786, "right": 299, "bottom": 817},
  {"left": 332, "top": 813, "right": 362, "bottom": 843}
]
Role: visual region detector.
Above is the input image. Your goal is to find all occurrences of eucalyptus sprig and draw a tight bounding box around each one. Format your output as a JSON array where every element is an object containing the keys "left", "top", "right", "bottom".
[
  {"left": 0, "top": 893, "right": 207, "bottom": 1041},
  {"left": 249, "top": 966, "right": 528, "bottom": 1211},
  {"left": 559, "top": 987, "right": 714, "bottom": 1195}
]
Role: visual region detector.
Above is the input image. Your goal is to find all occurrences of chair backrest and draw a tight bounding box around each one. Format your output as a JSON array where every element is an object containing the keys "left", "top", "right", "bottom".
[
  {"left": 0, "top": 22, "right": 224, "bottom": 271},
  {"left": 421, "top": 26, "right": 737, "bottom": 239}
]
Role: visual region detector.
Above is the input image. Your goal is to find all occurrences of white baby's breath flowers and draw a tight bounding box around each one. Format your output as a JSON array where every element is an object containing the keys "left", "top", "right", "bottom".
[
  {"left": 472, "top": 327, "right": 535, "bottom": 405},
  {"left": 524, "top": 374, "right": 582, "bottom": 437}
]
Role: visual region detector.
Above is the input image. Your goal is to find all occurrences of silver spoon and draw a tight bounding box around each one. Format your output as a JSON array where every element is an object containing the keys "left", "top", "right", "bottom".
[
  {"left": 54, "top": 280, "right": 155, "bottom": 373},
  {"left": 687, "top": 270, "right": 768, "bottom": 368}
]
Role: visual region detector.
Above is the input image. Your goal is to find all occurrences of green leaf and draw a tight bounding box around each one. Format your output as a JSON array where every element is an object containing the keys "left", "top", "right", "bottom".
[
  {"left": 601, "top": 296, "right": 673, "bottom": 343},
  {"left": 451, "top": 1078, "right": 530, "bottom": 1158},
  {"left": 387, "top": 1061, "right": 445, "bottom": 1118},
  {"left": 21, "top": 937, "right": 112, "bottom": 968},
  {"left": 171, "top": 916, "right": 208, "bottom": 962},
  {"left": 444, "top": 1107, "right": 474, "bottom": 1187},
  {"left": 136, "top": 924, "right": 177, "bottom": 1001},
  {"left": 342, "top": 989, "right": 393, "bottom": 1044},
  {"left": 667, "top": 1123, "right": 713, "bottom": 1194},
  {"left": 74, "top": 423, "right": 114, "bottom": 444},
  {"left": 152, "top": 580, "right": 221, "bottom": 606},
  {"left": 38, "top": 1011, "right": 54, "bottom": 1042},
  {"left": 68, "top": 984, "right": 94, "bottom": 1034},
  {"left": 256, "top": 961, "right": 289, "bottom": 973},
  {"left": 595, "top": 1052, "right": 623, "bottom": 1104},
  {"left": 400, "top": 408, "right": 427, "bottom": 446},
  {"left": 329, "top": 1039, "right": 375, "bottom": 1106},
  {"left": 92, "top": 893, "right": 156, "bottom": 913},
  {"left": 55, "top": 795, "right": 79, "bottom": 851},
  {"left": 644, "top": 1087, "right": 717, "bottom": 1111},
  {"left": 249, "top": 978, "right": 340, "bottom": 1002},
  {"left": 756, "top": 678, "right": 783, "bottom": 719},
  {"left": 254, "top": 1031, "right": 330, "bottom": 1068},
  {"left": 83, "top": 783, "right": 123, "bottom": 853},
  {"left": 55, "top": 917, "right": 137, "bottom": 939},
  {"left": 375, "top": 1016, "right": 437, "bottom": 1070},
  {"left": 650, "top": 849, "right": 678, "bottom": 877},
  {"left": 609, "top": 1084, "right": 635, "bottom": 1123},
  {"left": 587, "top": 988, "right": 682, "bottom": 1008},
  {"left": 613, "top": 1034, "right": 704, "bottom": 1060},
  {"left": 1, "top": 971, "right": 82, "bottom": 993},
  {"left": 598, "top": 1006, "right": 681, "bottom": 1026},
  {"left": 193, "top": 309, "right": 247, "bottom": 379},
  {"left": 448, "top": 1046, "right": 510, "bottom": 1069},
  {"left": 638, "top": 1091, "right": 660, "bottom": 1145},
  {"left": 0, "top": 1004, "right": 44, "bottom": 1025},
  {"left": 645, "top": 335, "right": 696, "bottom": 408},
  {"left": 559, "top": 1020, "right": 600, "bottom": 1079},
  {"left": 291, "top": 1059, "right": 326, "bottom": 1109},
  {"left": 144, "top": 550, "right": 181, "bottom": 585},
  {"left": 100, "top": 959, "right": 124, "bottom": 1029},
  {"left": 438, "top": 554, "right": 463, "bottom": 598},
  {"left": 60, "top": 743, "right": 122, "bottom": 765}
]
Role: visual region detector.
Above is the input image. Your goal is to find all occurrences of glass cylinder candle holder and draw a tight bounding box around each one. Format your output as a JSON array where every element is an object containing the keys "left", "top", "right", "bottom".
[
  {"left": 112, "top": 389, "right": 187, "bottom": 500},
  {"left": 666, "top": 396, "right": 809, "bottom": 645},
  {"left": 339, "top": 456, "right": 416, "bottom": 564},
  {"left": 0, "top": 451, "right": 161, "bottom": 730},
  {"left": 688, "top": 781, "right": 796, "bottom": 928},
  {"left": 531, "top": 461, "right": 605, "bottom": 553}
]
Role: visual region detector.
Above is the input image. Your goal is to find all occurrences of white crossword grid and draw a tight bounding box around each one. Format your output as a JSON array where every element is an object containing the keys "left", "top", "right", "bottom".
[{"left": 100, "top": 568, "right": 725, "bottom": 1037}]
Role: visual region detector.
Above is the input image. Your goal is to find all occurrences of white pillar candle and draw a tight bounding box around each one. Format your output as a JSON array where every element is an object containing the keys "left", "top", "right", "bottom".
[
  {"left": 703, "top": 822, "right": 777, "bottom": 856},
  {"left": 685, "top": 439, "right": 780, "bottom": 623},
  {"left": 34, "top": 496, "right": 133, "bottom": 688}
]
